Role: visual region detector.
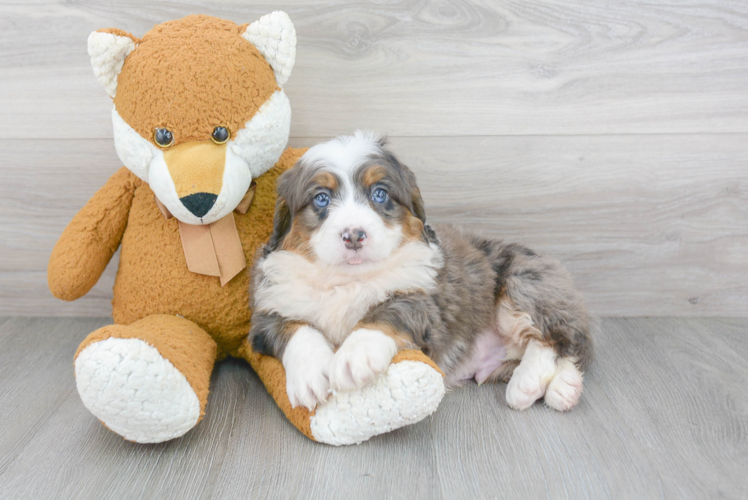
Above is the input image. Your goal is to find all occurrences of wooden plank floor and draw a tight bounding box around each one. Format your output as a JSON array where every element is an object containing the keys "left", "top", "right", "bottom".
[{"left": 0, "top": 317, "right": 745, "bottom": 499}]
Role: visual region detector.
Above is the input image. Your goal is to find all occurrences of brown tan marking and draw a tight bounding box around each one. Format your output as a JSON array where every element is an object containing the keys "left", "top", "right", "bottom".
[
  {"left": 355, "top": 321, "right": 418, "bottom": 350},
  {"left": 312, "top": 171, "right": 338, "bottom": 191},
  {"left": 361, "top": 164, "right": 388, "bottom": 188},
  {"left": 281, "top": 320, "right": 306, "bottom": 340},
  {"left": 277, "top": 171, "right": 339, "bottom": 257},
  {"left": 280, "top": 218, "right": 314, "bottom": 258},
  {"left": 496, "top": 295, "right": 550, "bottom": 358},
  {"left": 400, "top": 210, "right": 425, "bottom": 242}
]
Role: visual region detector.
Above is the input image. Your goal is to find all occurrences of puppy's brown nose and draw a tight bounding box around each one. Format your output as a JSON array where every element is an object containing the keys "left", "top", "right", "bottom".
[{"left": 342, "top": 228, "right": 367, "bottom": 250}]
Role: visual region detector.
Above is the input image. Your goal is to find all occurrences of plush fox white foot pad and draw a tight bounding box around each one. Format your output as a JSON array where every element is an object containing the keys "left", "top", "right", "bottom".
[
  {"left": 75, "top": 338, "right": 201, "bottom": 443},
  {"left": 310, "top": 360, "right": 445, "bottom": 446}
]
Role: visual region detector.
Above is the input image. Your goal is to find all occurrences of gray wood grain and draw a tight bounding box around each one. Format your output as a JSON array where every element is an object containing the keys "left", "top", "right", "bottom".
[
  {"left": 3, "top": 134, "right": 746, "bottom": 317},
  {"left": 1, "top": 0, "right": 748, "bottom": 138},
  {"left": 1, "top": 0, "right": 747, "bottom": 316},
  {"left": 0, "top": 316, "right": 746, "bottom": 499}
]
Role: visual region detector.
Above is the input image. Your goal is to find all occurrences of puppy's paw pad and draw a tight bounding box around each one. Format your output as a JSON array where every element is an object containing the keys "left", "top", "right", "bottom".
[
  {"left": 506, "top": 369, "right": 545, "bottom": 411},
  {"left": 544, "top": 368, "right": 583, "bottom": 412},
  {"left": 329, "top": 329, "right": 397, "bottom": 392}
]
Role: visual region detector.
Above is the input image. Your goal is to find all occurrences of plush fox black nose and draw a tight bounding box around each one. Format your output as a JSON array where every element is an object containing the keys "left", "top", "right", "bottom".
[
  {"left": 342, "top": 228, "right": 367, "bottom": 250},
  {"left": 180, "top": 192, "right": 217, "bottom": 218}
]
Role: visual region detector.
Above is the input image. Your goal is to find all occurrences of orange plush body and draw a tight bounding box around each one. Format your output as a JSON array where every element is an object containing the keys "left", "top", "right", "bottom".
[{"left": 48, "top": 13, "right": 444, "bottom": 445}]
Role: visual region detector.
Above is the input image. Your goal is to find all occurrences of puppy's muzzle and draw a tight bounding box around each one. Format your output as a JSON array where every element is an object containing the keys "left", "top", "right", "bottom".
[{"left": 342, "top": 228, "right": 367, "bottom": 250}]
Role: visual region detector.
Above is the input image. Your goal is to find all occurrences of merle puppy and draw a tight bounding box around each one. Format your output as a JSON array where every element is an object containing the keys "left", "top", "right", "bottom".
[{"left": 249, "top": 131, "right": 592, "bottom": 412}]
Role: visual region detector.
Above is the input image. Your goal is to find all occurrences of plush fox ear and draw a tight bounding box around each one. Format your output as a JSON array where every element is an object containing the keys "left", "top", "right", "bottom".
[
  {"left": 88, "top": 29, "right": 138, "bottom": 98},
  {"left": 243, "top": 11, "right": 297, "bottom": 87}
]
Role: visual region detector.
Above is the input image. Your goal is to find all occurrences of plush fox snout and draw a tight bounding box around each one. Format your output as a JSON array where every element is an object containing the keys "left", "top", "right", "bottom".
[{"left": 163, "top": 141, "right": 226, "bottom": 218}]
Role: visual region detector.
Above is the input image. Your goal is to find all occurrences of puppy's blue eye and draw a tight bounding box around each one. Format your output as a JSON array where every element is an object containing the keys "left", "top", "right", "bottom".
[
  {"left": 372, "top": 188, "right": 388, "bottom": 204},
  {"left": 314, "top": 193, "right": 330, "bottom": 208}
]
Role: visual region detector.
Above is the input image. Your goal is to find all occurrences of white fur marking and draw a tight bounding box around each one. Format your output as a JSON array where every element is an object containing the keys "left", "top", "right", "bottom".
[
  {"left": 545, "top": 358, "right": 583, "bottom": 411},
  {"left": 328, "top": 328, "right": 398, "bottom": 391},
  {"left": 300, "top": 130, "right": 382, "bottom": 175},
  {"left": 255, "top": 241, "right": 442, "bottom": 345},
  {"left": 282, "top": 326, "right": 335, "bottom": 410},
  {"left": 75, "top": 338, "right": 200, "bottom": 443},
  {"left": 505, "top": 339, "right": 557, "bottom": 411},
  {"left": 310, "top": 197, "right": 403, "bottom": 267}
]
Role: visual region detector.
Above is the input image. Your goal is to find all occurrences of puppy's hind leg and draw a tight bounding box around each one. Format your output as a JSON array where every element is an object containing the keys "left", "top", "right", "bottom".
[
  {"left": 494, "top": 244, "right": 592, "bottom": 411},
  {"left": 498, "top": 302, "right": 583, "bottom": 411},
  {"left": 495, "top": 300, "right": 552, "bottom": 409}
]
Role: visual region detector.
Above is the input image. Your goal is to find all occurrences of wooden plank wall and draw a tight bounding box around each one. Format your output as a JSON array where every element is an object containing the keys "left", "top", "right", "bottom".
[{"left": 1, "top": 0, "right": 747, "bottom": 317}]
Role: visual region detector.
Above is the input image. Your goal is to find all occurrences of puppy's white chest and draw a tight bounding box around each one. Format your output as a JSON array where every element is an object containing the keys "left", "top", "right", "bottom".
[
  {"left": 254, "top": 243, "right": 442, "bottom": 345},
  {"left": 304, "top": 280, "right": 385, "bottom": 345}
]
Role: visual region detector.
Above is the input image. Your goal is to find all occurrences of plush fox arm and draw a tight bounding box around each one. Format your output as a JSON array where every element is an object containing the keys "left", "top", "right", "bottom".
[{"left": 48, "top": 167, "right": 139, "bottom": 301}]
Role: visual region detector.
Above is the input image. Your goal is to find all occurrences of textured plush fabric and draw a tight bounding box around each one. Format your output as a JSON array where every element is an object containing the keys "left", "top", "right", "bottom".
[
  {"left": 310, "top": 359, "right": 446, "bottom": 445},
  {"left": 239, "top": 340, "right": 316, "bottom": 440},
  {"left": 243, "top": 11, "right": 297, "bottom": 87},
  {"left": 88, "top": 29, "right": 138, "bottom": 97},
  {"left": 111, "top": 148, "right": 302, "bottom": 358},
  {"left": 75, "top": 314, "right": 218, "bottom": 419},
  {"left": 48, "top": 167, "right": 139, "bottom": 301},
  {"left": 238, "top": 342, "right": 446, "bottom": 442},
  {"left": 112, "top": 15, "right": 278, "bottom": 147}
]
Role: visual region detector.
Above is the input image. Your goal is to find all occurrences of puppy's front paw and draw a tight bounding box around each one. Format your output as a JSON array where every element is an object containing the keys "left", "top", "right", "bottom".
[
  {"left": 329, "top": 328, "right": 397, "bottom": 391},
  {"left": 282, "top": 326, "right": 335, "bottom": 410}
]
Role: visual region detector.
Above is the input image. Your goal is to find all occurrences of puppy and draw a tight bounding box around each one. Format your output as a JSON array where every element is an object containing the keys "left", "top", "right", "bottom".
[{"left": 249, "top": 131, "right": 593, "bottom": 412}]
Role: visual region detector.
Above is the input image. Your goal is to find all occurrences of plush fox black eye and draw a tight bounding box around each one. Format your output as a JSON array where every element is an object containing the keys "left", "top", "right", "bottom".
[
  {"left": 154, "top": 128, "right": 174, "bottom": 148},
  {"left": 211, "top": 126, "right": 230, "bottom": 144}
]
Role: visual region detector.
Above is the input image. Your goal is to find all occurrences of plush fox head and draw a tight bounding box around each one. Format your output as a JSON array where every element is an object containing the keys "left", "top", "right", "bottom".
[{"left": 89, "top": 13, "right": 296, "bottom": 224}]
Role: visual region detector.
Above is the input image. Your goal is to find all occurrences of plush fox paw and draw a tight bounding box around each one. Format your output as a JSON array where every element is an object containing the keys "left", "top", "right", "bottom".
[
  {"left": 309, "top": 352, "right": 445, "bottom": 446},
  {"left": 75, "top": 337, "right": 201, "bottom": 443}
]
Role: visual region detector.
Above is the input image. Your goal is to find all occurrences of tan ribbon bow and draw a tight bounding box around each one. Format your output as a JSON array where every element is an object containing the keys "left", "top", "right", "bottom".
[{"left": 155, "top": 182, "right": 256, "bottom": 286}]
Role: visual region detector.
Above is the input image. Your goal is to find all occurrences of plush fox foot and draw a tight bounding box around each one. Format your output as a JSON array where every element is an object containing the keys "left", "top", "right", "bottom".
[
  {"left": 74, "top": 315, "right": 217, "bottom": 443},
  {"left": 75, "top": 318, "right": 444, "bottom": 445},
  {"left": 245, "top": 346, "right": 446, "bottom": 446}
]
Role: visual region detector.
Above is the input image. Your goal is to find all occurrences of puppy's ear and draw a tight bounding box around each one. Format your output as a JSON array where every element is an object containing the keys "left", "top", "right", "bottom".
[
  {"left": 264, "top": 197, "right": 292, "bottom": 255},
  {"left": 409, "top": 184, "right": 438, "bottom": 244},
  {"left": 399, "top": 164, "right": 439, "bottom": 244},
  {"left": 410, "top": 186, "right": 427, "bottom": 224},
  {"left": 397, "top": 162, "right": 426, "bottom": 224},
  {"left": 264, "top": 165, "right": 301, "bottom": 255}
]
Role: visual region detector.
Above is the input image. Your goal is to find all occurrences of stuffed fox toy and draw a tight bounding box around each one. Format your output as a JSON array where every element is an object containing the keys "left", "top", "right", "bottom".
[{"left": 48, "top": 13, "right": 445, "bottom": 445}]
